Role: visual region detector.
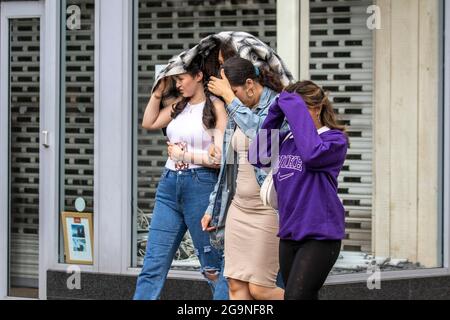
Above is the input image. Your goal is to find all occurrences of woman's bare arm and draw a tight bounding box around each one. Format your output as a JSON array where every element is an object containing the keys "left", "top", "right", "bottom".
[{"left": 142, "top": 79, "right": 178, "bottom": 130}]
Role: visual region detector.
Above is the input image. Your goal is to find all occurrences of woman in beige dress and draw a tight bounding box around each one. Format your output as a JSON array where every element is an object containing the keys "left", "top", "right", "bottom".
[
  {"left": 202, "top": 56, "right": 286, "bottom": 300},
  {"left": 225, "top": 127, "right": 281, "bottom": 291}
]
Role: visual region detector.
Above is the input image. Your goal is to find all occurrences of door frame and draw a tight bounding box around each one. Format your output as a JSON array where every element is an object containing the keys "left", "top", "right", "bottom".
[{"left": 0, "top": 0, "right": 58, "bottom": 300}]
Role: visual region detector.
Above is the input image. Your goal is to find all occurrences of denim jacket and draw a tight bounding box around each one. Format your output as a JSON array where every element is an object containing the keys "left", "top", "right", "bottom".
[{"left": 206, "top": 87, "right": 281, "bottom": 249}]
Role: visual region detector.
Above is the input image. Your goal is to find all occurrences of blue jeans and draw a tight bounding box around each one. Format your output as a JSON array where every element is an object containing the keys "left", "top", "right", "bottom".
[{"left": 134, "top": 168, "right": 229, "bottom": 300}]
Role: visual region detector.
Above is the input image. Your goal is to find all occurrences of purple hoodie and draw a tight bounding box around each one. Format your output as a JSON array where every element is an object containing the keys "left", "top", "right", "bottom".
[{"left": 249, "top": 91, "right": 348, "bottom": 242}]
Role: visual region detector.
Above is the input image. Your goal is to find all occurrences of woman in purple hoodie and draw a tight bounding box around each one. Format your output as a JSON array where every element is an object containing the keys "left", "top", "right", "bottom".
[{"left": 249, "top": 81, "right": 348, "bottom": 300}]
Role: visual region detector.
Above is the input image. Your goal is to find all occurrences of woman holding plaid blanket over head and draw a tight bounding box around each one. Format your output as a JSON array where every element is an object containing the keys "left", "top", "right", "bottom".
[
  {"left": 202, "top": 56, "right": 291, "bottom": 300},
  {"left": 134, "top": 57, "right": 229, "bottom": 300}
]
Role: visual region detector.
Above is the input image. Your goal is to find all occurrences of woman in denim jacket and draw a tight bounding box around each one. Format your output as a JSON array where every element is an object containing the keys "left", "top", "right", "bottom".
[{"left": 201, "top": 56, "right": 288, "bottom": 300}]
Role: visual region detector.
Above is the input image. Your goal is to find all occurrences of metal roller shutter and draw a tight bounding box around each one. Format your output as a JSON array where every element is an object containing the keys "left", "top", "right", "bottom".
[
  {"left": 61, "top": 0, "right": 95, "bottom": 215},
  {"left": 309, "top": 0, "right": 373, "bottom": 253},
  {"left": 135, "top": 0, "right": 278, "bottom": 267},
  {"left": 9, "top": 18, "right": 41, "bottom": 288}
]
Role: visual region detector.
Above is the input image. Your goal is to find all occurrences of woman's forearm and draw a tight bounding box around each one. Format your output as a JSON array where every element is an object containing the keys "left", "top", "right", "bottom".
[
  {"left": 184, "top": 151, "right": 219, "bottom": 169},
  {"left": 142, "top": 94, "right": 163, "bottom": 129},
  {"left": 222, "top": 92, "right": 235, "bottom": 106}
]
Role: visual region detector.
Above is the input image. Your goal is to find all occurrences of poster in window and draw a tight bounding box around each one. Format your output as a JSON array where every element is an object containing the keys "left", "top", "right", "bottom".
[{"left": 61, "top": 212, "right": 94, "bottom": 265}]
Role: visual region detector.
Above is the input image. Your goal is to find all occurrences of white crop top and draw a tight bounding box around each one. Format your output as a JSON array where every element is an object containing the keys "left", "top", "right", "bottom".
[{"left": 165, "top": 100, "right": 214, "bottom": 171}]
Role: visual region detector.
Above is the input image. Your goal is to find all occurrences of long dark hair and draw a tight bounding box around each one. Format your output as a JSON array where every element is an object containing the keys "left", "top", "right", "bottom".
[
  {"left": 203, "top": 39, "right": 236, "bottom": 82},
  {"left": 222, "top": 56, "right": 284, "bottom": 93},
  {"left": 284, "top": 80, "right": 348, "bottom": 135},
  {"left": 171, "top": 59, "right": 216, "bottom": 129}
]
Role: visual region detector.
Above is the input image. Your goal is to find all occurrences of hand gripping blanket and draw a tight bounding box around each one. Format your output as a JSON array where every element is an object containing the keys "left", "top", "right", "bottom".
[{"left": 151, "top": 31, "right": 294, "bottom": 92}]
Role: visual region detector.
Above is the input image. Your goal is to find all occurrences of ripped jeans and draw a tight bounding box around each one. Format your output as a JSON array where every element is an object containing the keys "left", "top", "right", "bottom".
[{"left": 134, "top": 168, "right": 229, "bottom": 300}]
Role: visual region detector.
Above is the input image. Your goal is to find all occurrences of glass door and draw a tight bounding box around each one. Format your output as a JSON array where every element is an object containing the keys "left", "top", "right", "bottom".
[{"left": 0, "top": 1, "right": 45, "bottom": 299}]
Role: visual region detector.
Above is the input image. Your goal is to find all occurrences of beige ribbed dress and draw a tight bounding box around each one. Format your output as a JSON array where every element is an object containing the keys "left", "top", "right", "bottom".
[{"left": 223, "top": 127, "right": 280, "bottom": 288}]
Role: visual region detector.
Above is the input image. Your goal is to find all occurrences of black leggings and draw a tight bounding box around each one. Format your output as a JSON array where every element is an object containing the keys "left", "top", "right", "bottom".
[{"left": 279, "top": 239, "right": 341, "bottom": 300}]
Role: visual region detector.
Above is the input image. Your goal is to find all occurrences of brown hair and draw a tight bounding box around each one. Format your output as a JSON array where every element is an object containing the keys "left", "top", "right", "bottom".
[
  {"left": 170, "top": 58, "right": 216, "bottom": 129},
  {"left": 223, "top": 56, "right": 284, "bottom": 93},
  {"left": 203, "top": 39, "right": 236, "bottom": 81},
  {"left": 284, "top": 80, "right": 347, "bottom": 135},
  {"left": 219, "top": 39, "right": 237, "bottom": 63}
]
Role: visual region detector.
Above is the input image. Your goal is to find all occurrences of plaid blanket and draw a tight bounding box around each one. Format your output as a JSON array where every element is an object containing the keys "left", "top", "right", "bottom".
[{"left": 152, "top": 31, "right": 294, "bottom": 92}]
